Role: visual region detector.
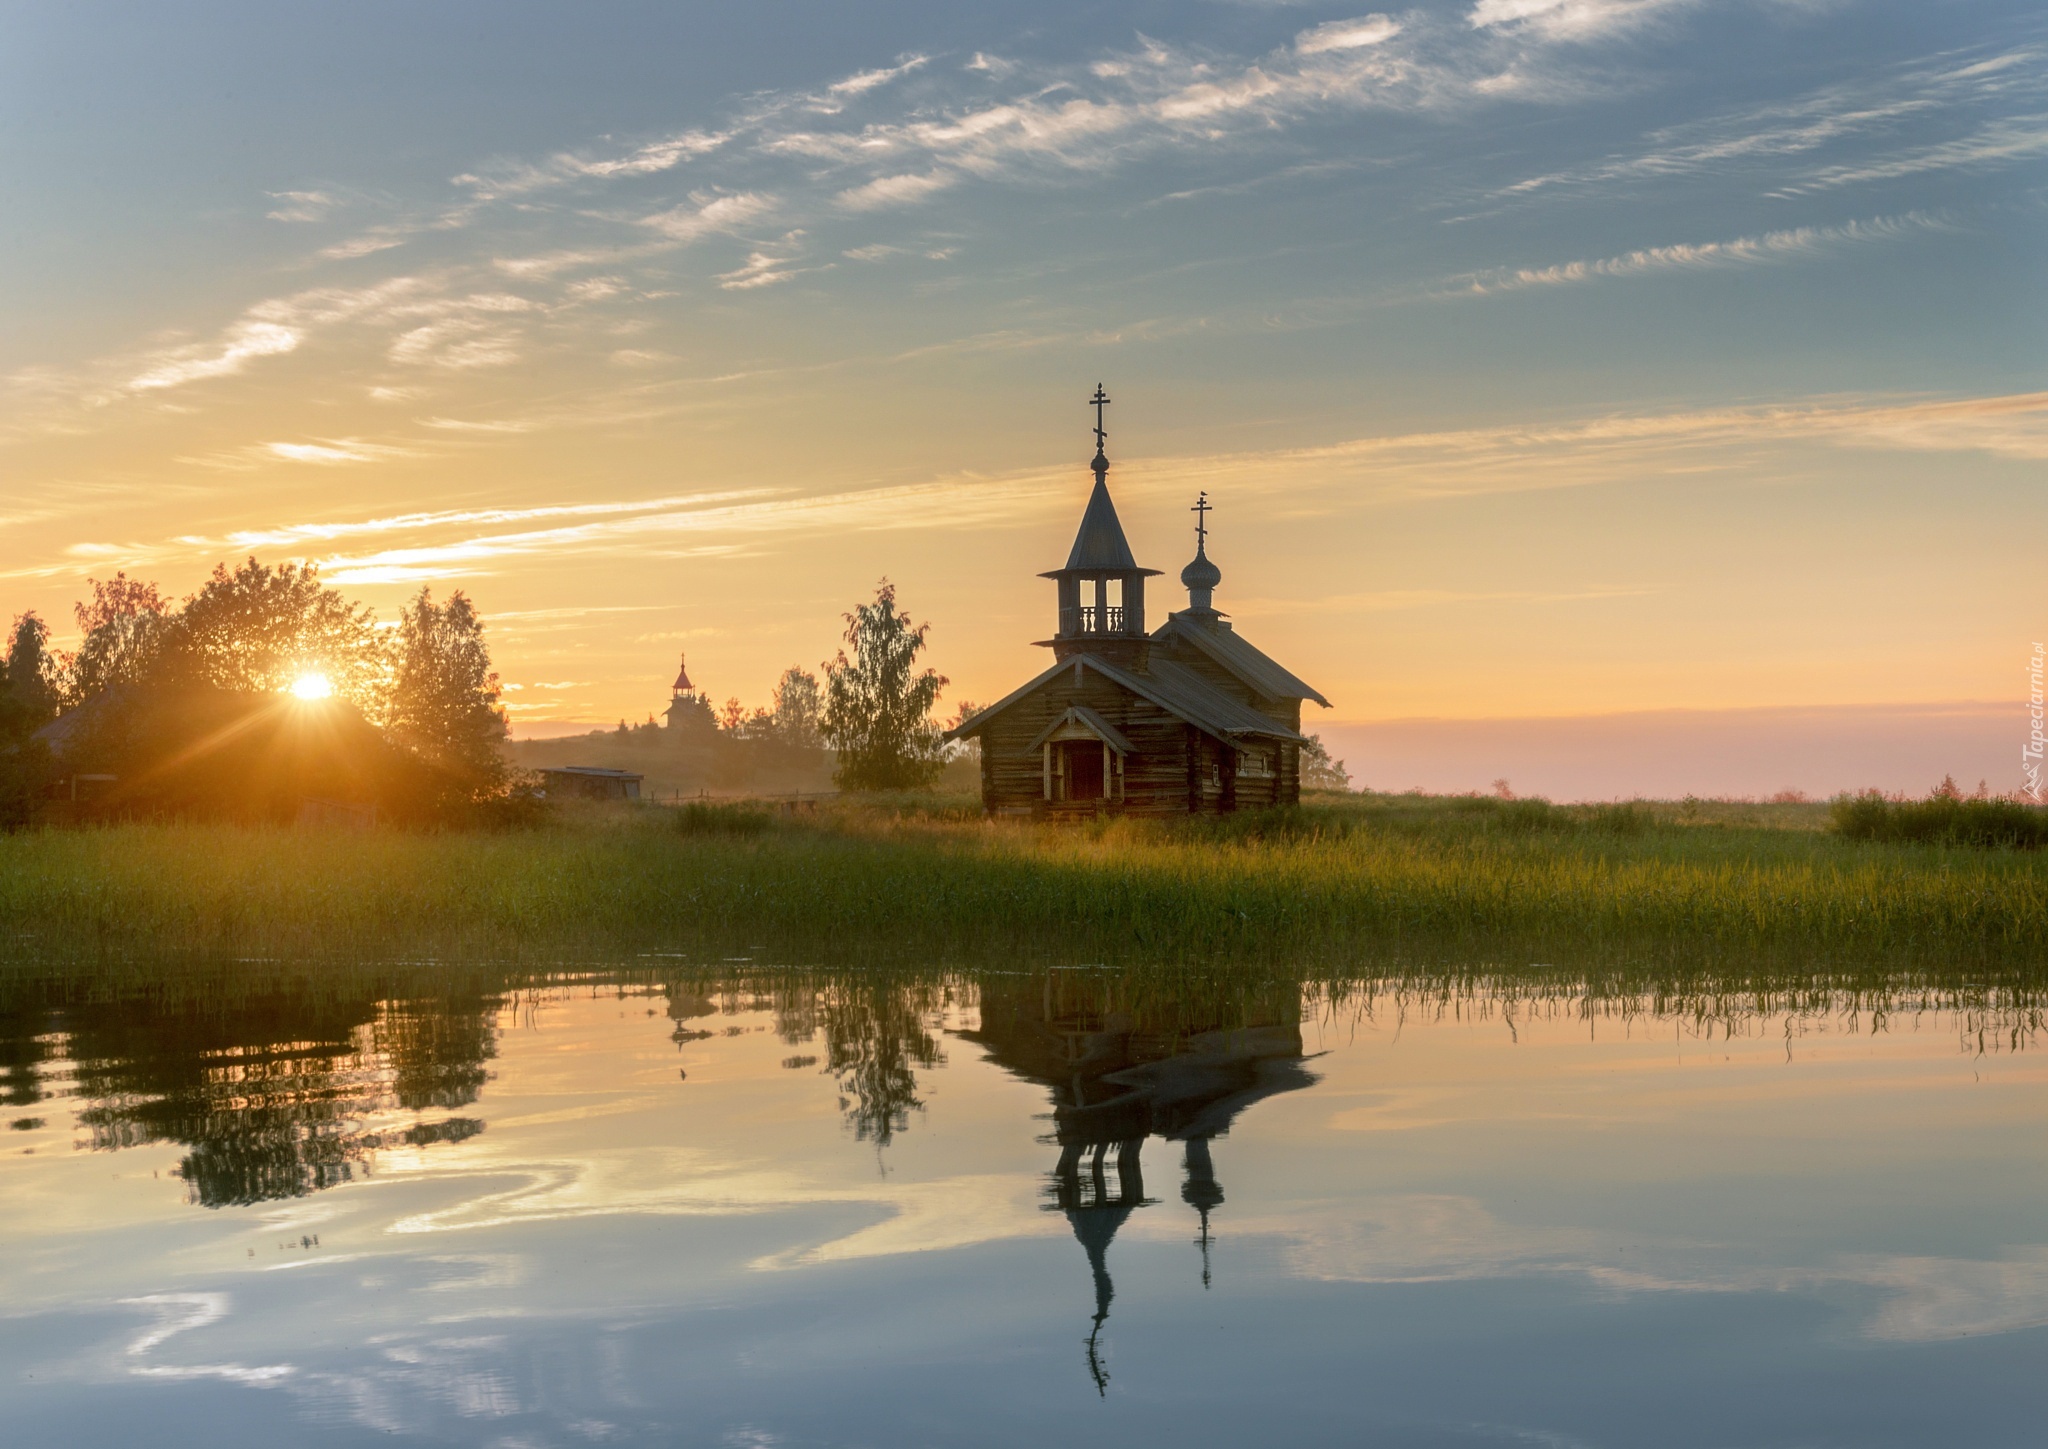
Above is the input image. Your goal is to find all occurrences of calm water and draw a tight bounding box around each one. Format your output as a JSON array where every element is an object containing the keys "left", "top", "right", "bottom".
[{"left": 1, "top": 966, "right": 2045, "bottom": 1447}]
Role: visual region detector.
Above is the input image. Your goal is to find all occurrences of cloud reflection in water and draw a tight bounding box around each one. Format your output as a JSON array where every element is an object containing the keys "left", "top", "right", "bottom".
[{"left": 0, "top": 964, "right": 2044, "bottom": 1444}]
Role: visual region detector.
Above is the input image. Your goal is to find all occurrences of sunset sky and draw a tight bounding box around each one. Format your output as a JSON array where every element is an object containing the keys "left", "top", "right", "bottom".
[{"left": 3, "top": 1, "right": 2042, "bottom": 791}]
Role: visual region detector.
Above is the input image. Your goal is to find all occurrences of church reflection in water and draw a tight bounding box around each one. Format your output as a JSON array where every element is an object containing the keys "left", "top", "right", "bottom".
[
  {"left": 964, "top": 973, "right": 1320, "bottom": 1393},
  {"left": 1, "top": 968, "right": 1315, "bottom": 1390}
]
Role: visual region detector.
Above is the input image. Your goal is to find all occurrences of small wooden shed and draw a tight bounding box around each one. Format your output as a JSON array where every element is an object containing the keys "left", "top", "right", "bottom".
[
  {"left": 538, "top": 766, "right": 644, "bottom": 801},
  {"left": 946, "top": 400, "right": 1328, "bottom": 817}
]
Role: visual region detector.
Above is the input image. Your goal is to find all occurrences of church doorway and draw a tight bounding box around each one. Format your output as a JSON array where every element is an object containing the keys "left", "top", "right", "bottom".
[{"left": 1059, "top": 740, "right": 1108, "bottom": 801}]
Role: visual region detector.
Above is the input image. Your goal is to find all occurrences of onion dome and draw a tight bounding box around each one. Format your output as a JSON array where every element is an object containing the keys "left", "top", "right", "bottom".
[{"left": 1182, "top": 541, "right": 1221, "bottom": 611}]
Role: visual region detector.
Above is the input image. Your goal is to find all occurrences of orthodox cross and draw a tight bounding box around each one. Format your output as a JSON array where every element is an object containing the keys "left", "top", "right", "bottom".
[
  {"left": 1191, "top": 491, "right": 1211, "bottom": 547},
  {"left": 1089, "top": 384, "right": 1111, "bottom": 453}
]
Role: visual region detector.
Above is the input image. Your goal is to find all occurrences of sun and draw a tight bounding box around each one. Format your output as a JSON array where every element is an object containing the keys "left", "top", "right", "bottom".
[{"left": 289, "top": 672, "right": 334, "bottom": 701}]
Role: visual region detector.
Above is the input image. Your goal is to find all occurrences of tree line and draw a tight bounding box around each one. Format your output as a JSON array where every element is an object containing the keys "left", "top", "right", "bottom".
[
  {"left": 592, "top": 578, "right": 958, "bottom": 793},
  {"left": 0, "top": 559, "right": 511, "bottom": 825},
  {"left": 0, "top": 566, "right": 960, "bottom": 825},
  {"left": 2, "top": 563, "right": 1340, "bottom": 825}
]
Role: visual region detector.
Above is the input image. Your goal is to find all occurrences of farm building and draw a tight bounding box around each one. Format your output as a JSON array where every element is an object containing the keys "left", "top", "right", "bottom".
[
  {"left": 537, "top": 765, "right": 644, "bottom": 801},
  {"left": 946, "top": 393, "right": 1328, "bottom": 817},
  {"left": 32, "top": 683, "right": 426, "bottom": 824}
]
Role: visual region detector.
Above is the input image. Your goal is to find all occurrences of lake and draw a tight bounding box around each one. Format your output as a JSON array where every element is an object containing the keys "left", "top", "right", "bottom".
[{"left": 1, "top": 963, "right": 2043, "bottom": 1447}]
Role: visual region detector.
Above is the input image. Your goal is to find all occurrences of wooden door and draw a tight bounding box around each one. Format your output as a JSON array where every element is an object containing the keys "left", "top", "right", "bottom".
[{"left": 1061, "top": 740, "right": 1106, "bottom": 800}]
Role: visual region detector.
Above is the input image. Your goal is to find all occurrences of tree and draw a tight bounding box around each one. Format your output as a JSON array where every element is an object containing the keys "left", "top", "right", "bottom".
[
  {"left": 821, "top": 580, "right": 947, "bottom": 791},
  {"left": 945, "top": 700, "right": 983, "bottom": 764},
  {"left": 718, "top": 697, "right": 747, "bottom": 734},
  {"left": 0, "top": 613, "right": 59, "bottom": 826},
  {"left": 1300, "top": 734, "right": 1351, "bottom": 792},
  {"left": 64, "top": 573, "right": 169, "bottom": 706},
  {"left": 153, "top": 558, "right": 390, "bottom": 710},
  {"left": 3, "top": 613, "right": 58, "bottom": 727},
  {"left": 386, "top": 588, "right": 507, "bottom": 798},
  {"left": 769, "top": 667, "right": 823, "bottom": 749}
]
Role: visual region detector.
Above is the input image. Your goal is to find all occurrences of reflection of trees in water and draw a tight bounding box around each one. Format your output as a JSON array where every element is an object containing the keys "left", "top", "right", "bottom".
[
  {"left": 656, "top": 975, "right": 951, "bottom": 1147},
  {"left": 377, "top": 997, "right": 495, "bottom": 1111},
  {"left": 0, "top": 1007, "right": 55, "bottom": 1116},
  {"left": 769, "top": 978, "right": 950, "bottom": 1147},
  {"left": 11, "top": 960, "right": 2040, "bottom": 1223},
  {"left": 16, "top": 991, "right": 499, "bottom": 1208}
]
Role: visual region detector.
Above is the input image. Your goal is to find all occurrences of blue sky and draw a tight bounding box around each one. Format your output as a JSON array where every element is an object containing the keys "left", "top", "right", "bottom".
[{"left": 2, "top": 1, "right": 2043, "bottom": 770}]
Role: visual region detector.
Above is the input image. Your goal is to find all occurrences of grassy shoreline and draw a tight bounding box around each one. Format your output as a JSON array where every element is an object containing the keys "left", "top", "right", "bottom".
[{"left": 2, "top": 794, "right": 2043, "bottom": 991}]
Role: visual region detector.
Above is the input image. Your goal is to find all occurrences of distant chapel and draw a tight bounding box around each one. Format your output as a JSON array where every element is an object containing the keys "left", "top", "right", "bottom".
[{"left": 947, "top": 389, "right": 1328, "bottom": 816}]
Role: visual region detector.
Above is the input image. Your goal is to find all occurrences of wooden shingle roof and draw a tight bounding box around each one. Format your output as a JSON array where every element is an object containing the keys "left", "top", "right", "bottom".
[
  {"left": 1153, "top": 612, "right": 1329, "bottom": 708},
  {"left": 1040, "top": 476, "right": 1160, "bottom": 576},
  {"left": 1093, "top": 655, "right": 1305, "bottom": 742},
  {"left": 1064, "top": 477, "right": 1135, "bottom": 569},
  {"left": 944, "top": 653, "right": 1304, "bottom": 749},
  {"left": 1022, "top": 705, "right": 1137, "bottom": 756}
]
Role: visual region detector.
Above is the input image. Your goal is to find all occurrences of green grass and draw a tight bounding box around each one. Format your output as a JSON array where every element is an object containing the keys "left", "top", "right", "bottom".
[
  {"left": 1, "top": 792, "right": 2043, "bottom": 1000},
  {"left": 1831, "top": 789, "right": 2048, "bottom": 849}
]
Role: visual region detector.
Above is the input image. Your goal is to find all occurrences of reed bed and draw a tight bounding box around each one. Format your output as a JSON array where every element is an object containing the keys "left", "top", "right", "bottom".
[
  {"left": 1830, "top": 789, "right": 2048, "bottom": 849},
  {"left": 2, "top": 793, "right": 2043, "bottom": 989}
]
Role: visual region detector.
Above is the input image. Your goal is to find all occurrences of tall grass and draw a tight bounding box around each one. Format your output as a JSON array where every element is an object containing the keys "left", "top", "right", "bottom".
[
  {"left": 1831, "top": 789, "right": 2048, "bottom": 849},
  {"left": 1, "top": 793, "right": 2043, "bottom": 988}
]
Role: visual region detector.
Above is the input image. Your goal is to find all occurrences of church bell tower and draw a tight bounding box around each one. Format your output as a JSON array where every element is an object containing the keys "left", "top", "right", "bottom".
[{"left": 1040, "top": 385, "right": 1161, "bottom": 663}]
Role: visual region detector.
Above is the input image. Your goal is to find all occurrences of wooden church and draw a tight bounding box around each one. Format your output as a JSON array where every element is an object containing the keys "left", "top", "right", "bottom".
[{"left": 947, "top": 390, "right": 1328, "bottom": 816}]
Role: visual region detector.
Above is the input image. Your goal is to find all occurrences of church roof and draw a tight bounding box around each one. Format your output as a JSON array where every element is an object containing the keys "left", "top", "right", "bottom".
[
  {"left": 1116, "top": 1042, "right": 1323, "bottom": 1142},
  {"left": 1045, "top": 475, "right": 1146, "bottom": 575},
  {"left": 1104, "top": 656, "right": 1306, "bottom": 740},
  {"left": 945, "top": 653, "right": 1304, "bottom": 748},
  {"left": 1023, "top": 705, "right": 1137, "bottom": 757},
  {"left": 1153, "top": 612, "right": 1330, "bottom": 708}
]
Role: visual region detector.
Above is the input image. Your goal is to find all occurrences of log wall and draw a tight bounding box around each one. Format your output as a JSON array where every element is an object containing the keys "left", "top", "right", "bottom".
[
  {"left": 978, "top": 666, "right": 1203, "bottom": 818},
  {"left": 973, "top": 655, "right": 1311, "bottom": 818}
]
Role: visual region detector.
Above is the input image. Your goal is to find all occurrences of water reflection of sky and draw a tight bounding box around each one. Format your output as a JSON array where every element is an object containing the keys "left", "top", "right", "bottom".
[{"left": 2, "top": 972, "right": 2045, "bottom": 1446}]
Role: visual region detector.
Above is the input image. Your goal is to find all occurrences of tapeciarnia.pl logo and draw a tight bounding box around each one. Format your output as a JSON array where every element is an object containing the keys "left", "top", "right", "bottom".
[{"left": 2027, "top": 642, "right": 2045, "bottom": 803}]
